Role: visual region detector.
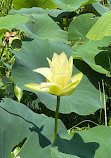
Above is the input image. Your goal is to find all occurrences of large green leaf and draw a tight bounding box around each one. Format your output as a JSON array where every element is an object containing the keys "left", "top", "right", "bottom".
[
  {"left": 0, "top": 98, "right": 66, "bottom": 158},
  {"left": 51, "top": 0, "right": 99, "bottom": 11},
  {"left": 51, "top": 126, "right": 111, "bottom": 158},
  {"left": 13, "top": 0, "right": 56, "bottom": 10},
  {"left": 68, "top": 13, "right": 99, "bottom": 42},
  {"left": 86, "top": 10, "right": 111, "bottom": 40},
  {"left": 12, "top": 38, "right": 105, "bottom": 115},
  {"left": 72, "top": 36, "right": 111, "bottom": 75},
  {"left": 10, "top": 7, "right": 63, "bottom": 17},
  {"left": 0, "top": 14, "right": 29, "bottom": 30},
  {"left": 17, "top": 14, "right": 68, "bottom": 43},
  {"left": 1, "top": 99, "right": 111, "bottom": 158}
]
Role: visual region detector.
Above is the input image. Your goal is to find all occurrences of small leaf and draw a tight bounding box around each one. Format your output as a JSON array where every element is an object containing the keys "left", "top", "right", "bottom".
[
  {"left": 14, "top": 85, "right": 23, "bottom": 102},
  {"left": 10, "top": 147, "right": 20, "bottom": 158}
]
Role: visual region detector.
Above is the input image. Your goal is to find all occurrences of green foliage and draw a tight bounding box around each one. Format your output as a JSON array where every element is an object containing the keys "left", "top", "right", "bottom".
[
  {"left": 51, "top": 126, "right": 111, "bottom": 158},
  {"left": 0, "top": 99, "right": 111, "bottom": 158},
  {"left": 0, "top": 14, "right": 29, "bottom": 31},
  {"left": 14, "top": 85, "right": 23, "bottom": 102},
  {"left": 68, "top": 13, "right": 99, "bottom": 42},
  {"left": 91, "top": 2, "right": 109, "bottom": 15},
  {"left": 0, "top": 1, "right": 111, "bottom": 158},
  {"left": 10, "top": 7, "right": 63, "bottom": 17},
  {"left": 0, "top": 79, "right": 3, "bottom": 88},
  {"left": 72, "top": 37, "right": 111, "bottom": 75},
  {"left": 0, "top": 0, "right": 13, "bottom": 17},
  {"left": 86, "top": 10, "right": 111, "bottom": 40},
  {"left": 13, "top": 0, "right": 56, "bottom": 10},
  {"left": 12, "top": 38, "right": 105, "bottom": 115},
  {"left": 16, "top": 14, "right": 68, "bottom": 43},
  {"left": 51, "top": 0, "right": 100, "bottom": 11},
  {"left": 0, "top": 98, "right": 65, "bottom": 158},
  {"left": 0, "top": 47, "right": 14, "bottom": 78}
]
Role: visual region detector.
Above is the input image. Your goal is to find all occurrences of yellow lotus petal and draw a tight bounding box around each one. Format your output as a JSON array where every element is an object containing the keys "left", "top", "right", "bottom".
[
  {"left": 52, "top": 53, "right": 60, "bottom": 73},
  {"left": 52, "top": 53, "right": 60, "bottom": 67},
  {"left": 71, "top": 72, "right": 83, "bottom": 83},
  {"left": 54, "top": 71, "right": 71, "bottom": 87},
  {"left": 56, "top": 52, "right": 68, "bottom": 73},
  {"left": 33, "top": 68, "right": 52, "bottom": 82},
  {"left": 52, "top": 53, "right": 59, "bottom": 61},
  {"left": 60, "top": 57, "right": 69, "bottom": 73},
  {"left": 49, "top": 84, "right": 62, "bottom": 95},
  {"left": 60, "top": 52, "right": 67, "bottom": 60},
  {"left": 68, "top": 56, "right": 73, "bottom": 73},
  {"left": 25, "top": 82, "right": 62, "bottom": 95},
  {"left": 52, "top": 53, "right": 68, "bottom": 72},
  {"left": 46, "top": 57, "right": 52, "bottom": 69},
  {"left": 25, "top": 83, "right": 49, "bottom": 92},
  {"left": 46, "top": 57, "right": 55, "bottom": 82},
  {"left": 47, "top": 56, "right": 58, "bottom": 73},
  {"left": 40, "top": 82, "right": 55, "bottom": 88},
  {"left": 61, "top": 72, "right": 83, "bottom": 96},
  {"left": 40, "top": 82, "right": 62, "bottom": 95},
  {"left": 47, "top": 53, "right": 69, "bottom": 75},
  {"left": 25, "top": 82, "right": 56, "bottom": 92},
  {"left": 61, "top": 80, "right": 79, "bottom": 96},
  {"left": 25, "top": 52, "right": 83, "bottom": 97}
]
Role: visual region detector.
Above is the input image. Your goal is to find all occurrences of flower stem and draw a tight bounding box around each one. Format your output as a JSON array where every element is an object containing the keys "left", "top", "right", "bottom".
[{"left": 53, "top": 96, "right": 60, "bottom": 143}]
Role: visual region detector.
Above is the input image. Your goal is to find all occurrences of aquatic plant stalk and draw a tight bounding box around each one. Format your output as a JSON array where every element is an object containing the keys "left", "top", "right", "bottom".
[
  {"left": 102, "top": 80, "right": 107, "bottom": 126},
  {"left": 53, "top": 96, "right": 60, "bottom": 143}
]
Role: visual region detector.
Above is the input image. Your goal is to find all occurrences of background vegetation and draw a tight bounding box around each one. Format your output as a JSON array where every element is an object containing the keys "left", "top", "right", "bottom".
[{"left": 0, "top": 0, "right": 111, "bottom": 157}]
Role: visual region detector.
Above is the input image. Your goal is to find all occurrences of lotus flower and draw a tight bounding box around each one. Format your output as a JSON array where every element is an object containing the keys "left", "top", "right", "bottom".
[{"left": 25, "top": 52, "right": 83, "bottom": 96}]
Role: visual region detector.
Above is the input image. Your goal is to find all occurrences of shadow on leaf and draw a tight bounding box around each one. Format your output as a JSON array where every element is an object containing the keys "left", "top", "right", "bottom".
[
  {"left": 95, "top": 50, "right": 111, "bottom": 73},
  {"left": 74, "top": 59, "right": 111, "bottom": 92},
  {"left": 29, "top": 125, "right": 51, "bottom": 148},
  {"left": 53, "top": 133, "right": 99, "bottom": 158}
]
